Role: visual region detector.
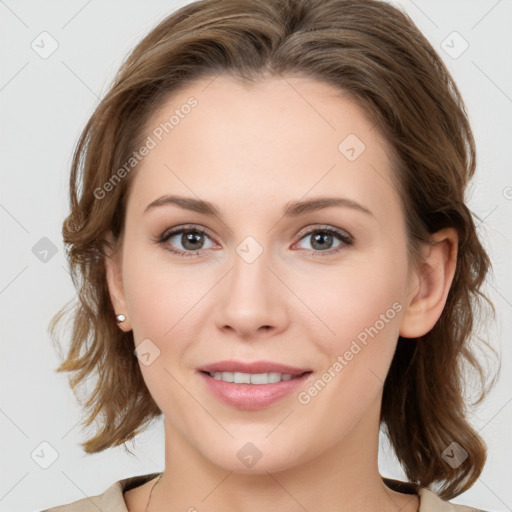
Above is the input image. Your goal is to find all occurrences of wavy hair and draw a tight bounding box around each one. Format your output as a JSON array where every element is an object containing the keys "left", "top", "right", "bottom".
[{"left": 49, "top": 0, "right": 498, "bottom": 500}]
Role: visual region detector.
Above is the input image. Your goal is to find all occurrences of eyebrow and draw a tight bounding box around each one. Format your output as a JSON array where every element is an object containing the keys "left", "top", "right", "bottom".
[{"left": 144, "top": 194, "right": 374, "bottom": 218}]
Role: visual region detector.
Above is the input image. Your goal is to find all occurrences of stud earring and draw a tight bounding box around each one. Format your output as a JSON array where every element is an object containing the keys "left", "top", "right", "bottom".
[{"left": 116, "top": 314, "right": 126, "bottom": 323}]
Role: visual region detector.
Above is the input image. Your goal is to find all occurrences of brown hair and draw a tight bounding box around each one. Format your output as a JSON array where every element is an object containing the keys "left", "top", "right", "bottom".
[{"left": 50, "top": 0, "right": 498, "bottom": 500}]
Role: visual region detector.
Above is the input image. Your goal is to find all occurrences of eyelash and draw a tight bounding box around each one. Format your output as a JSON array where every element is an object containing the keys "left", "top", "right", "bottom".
[{"left": 155, "top": 224, "right": 354, "bottom": 258}]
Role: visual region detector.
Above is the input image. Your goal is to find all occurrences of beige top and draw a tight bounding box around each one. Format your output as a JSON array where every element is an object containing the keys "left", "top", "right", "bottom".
[{"left": 40, "top": 473, "right": 490, "bottom": 511}]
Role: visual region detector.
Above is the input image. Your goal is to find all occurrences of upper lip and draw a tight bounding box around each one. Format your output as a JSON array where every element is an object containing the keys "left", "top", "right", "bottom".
[{"left": 198, "top": 360, "right": 311, "bottom": 376}]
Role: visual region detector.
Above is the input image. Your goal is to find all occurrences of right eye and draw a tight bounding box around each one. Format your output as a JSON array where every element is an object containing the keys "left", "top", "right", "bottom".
[{"left": 157, "top": 225, "right": 217, "bottom": 257}]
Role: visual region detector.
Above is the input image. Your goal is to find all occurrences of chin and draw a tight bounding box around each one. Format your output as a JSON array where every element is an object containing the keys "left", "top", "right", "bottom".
[{"left": 197, "top": 436, "right": 310, "bottom": 476}]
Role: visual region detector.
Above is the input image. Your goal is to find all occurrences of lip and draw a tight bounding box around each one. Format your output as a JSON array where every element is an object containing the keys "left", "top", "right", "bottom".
[
  {"left": 197, "top": 360, "right": 313, "bottom": 410},
  {"left": 198, "top": 360, "right": 311, "bottom": 375}
]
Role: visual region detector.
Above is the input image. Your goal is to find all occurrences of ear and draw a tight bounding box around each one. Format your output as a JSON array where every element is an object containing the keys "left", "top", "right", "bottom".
[
  {"left": 104, "top": 232, "right": 132, "bottom": 332},
  {"left": 399, "top": 227, "right": 458, "bottom": 338}
]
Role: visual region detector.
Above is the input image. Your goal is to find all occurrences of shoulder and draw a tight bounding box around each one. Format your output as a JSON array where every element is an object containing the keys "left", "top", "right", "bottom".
[
  {"left": 418, "top": 487, "right": 491, "bottom": 512},
  {"left": 382, "top": 477, "right": 491, "bottom": 512},
  {"left": 40, "top": 473, "right": 161, "bottom": 512}
]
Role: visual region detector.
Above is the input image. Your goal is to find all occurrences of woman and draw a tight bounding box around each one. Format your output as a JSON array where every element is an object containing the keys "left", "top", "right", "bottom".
[{"left": 43, "top": 0, "right": 497, "bottom": 510}]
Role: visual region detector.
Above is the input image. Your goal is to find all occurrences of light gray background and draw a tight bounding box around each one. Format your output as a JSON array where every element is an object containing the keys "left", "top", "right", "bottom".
[{"left": 1, "top": 1, "right": 511, "bottom": 511}]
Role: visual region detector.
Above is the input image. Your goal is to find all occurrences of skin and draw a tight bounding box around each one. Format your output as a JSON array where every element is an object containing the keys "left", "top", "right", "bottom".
[{"left": 106, "top": 74, "right": 458, "bottom": 512}]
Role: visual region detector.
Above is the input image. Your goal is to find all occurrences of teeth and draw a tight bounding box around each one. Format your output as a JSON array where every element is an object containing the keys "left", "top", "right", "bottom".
[{"left": 209, "top": 371, "right": 295, "bottom": 384}]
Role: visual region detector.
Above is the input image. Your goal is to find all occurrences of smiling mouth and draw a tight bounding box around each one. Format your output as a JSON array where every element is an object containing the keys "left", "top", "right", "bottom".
[
  {"left": 198, "top": 368, "right": 314, "bottom": 410},
  {"left": 201, "top": 370, "right": 310, "bottom": 385}
]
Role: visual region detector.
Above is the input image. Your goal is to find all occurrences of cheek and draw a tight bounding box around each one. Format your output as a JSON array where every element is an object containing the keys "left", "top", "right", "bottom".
[
  {"left": 306, "top": 257, "right": 405, "bottom": 344},
  {"left": 305, "top": 254, "right": 407, "bottom": 403},
  {"left": 121, "top": 240, "right": 198, "bottom": 341},
  {"left": 299, "top": 270, "right": 404, "bottom": 428},
  {"left": 121, "top": 250, "right": 204, "bottom": 409}
]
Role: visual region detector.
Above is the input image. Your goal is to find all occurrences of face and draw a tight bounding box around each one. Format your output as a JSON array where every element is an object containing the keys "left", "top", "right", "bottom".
[{"left": 107, "top": 74, "right": 424, "bottom": 474}]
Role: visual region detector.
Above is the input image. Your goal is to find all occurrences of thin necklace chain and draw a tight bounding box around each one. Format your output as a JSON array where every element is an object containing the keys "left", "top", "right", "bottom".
[
  {"left": 144, "top": 473, "right": 163, "bottom": 512},
  {"left": 143, "top": 472, "right": 420, "bottom": 512}
]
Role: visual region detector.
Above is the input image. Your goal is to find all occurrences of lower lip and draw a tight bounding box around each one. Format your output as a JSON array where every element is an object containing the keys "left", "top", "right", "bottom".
[{"left": 198, "top": 371, "right": 312, "bottom": 410}]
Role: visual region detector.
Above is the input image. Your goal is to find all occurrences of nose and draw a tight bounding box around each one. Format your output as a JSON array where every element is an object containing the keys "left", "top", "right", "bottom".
[{"left": 214, "top": 245, "right": 289, "bottom": 340}]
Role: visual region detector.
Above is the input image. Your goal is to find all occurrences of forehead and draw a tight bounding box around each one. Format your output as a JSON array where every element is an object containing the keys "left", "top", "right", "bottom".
[{"left": 127, "top": 74, "right": 401, "bottom": 223}]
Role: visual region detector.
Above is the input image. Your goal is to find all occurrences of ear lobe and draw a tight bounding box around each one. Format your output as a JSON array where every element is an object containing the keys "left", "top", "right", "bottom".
[
  {"left": 399, "top": 227, "right": 458, "bottom": 339},
  {"left": 104, "top": 232, "right": 132, "bottom": 332}
]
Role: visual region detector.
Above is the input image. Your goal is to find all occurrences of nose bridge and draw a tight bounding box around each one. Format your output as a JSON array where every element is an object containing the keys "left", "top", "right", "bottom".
[{"left": 230, "top": 234, "right": 272, "bottom": 306}]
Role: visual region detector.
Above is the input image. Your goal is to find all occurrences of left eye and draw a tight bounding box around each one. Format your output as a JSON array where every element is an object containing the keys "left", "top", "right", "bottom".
[{"left": 294, "top": 228, "right": 352, "bottom": 253}]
